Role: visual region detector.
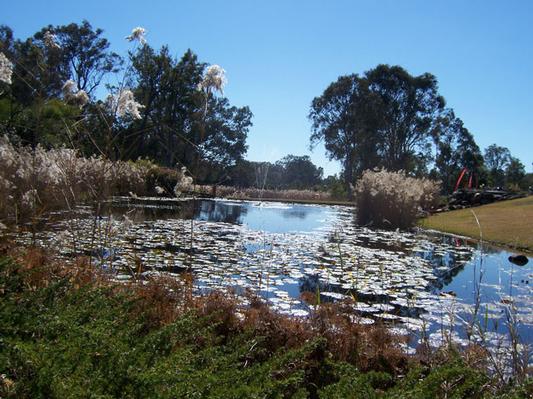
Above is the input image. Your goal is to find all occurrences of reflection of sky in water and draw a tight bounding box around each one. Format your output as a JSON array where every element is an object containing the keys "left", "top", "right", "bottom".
[
  {"left": 17, "top": 198, "right": 533, "bottom": 350},
  {"left": 194, "top": 200, "right": 334, "bottom": 233},
  {"left": 439, "top": 249, "right": 532, "bottom": 342}
]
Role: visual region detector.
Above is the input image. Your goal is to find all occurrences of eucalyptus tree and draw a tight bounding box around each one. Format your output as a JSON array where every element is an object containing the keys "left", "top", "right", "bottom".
[
  {"left": 432, "top": 111, "right": 484, "bottom": 193},
  {"left": 53, "top": 20, "right": 122, "bottom": 95},
  {"left": 309, "top": 64, "right": 447, "bottom": 187},
  {"left": 309, "top": 73, "right": 381, "bottom": 186},
  {"left": 0, "top": 21, "right": 121, "bottom": 147},
  {"left": 484, "top": 144, "right": 511, "bottom": 187},
  {"left": 276, "top": 155, "right": 323, "bottom": 189},
  {"left": 505, "top": 156, "right": 526, "bottom": 187},
  {"left": 130, "top": 46, "right": 252, "bottom": 178},
  {"left": 365, "top": 65, "right": 446, "bottom": 172}
]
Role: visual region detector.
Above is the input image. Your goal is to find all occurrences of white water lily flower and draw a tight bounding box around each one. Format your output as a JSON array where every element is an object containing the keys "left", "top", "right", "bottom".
[
  {"left": 125, "top": 27, "right": 147, "bottom": 45},
  {"left": 43, "top": 31, "right": 60, "bottom": 49},
  {"left": 198, "top": 64, "right": 226, "bottom": 93},
  {"left": 0, "top": 52, "right": 13, "bottom": 85},
  {"left": 106, "top": 89, "right": 144, "bottom": 120}
]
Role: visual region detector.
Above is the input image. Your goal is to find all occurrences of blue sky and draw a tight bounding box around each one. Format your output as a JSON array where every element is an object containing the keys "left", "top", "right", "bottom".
[{"left": 4, "top": 0, "right": 533, "bottom": 176}]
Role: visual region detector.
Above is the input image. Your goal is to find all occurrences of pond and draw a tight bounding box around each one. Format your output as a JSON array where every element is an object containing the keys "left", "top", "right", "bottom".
[{"left": 15, "top": 197, "right": 533, "bottom": 352}]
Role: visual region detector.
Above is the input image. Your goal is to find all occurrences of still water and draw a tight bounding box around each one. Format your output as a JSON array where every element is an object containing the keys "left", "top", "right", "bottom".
[{"left": 18, "top": 197, "right": 533, "bottom": 350}]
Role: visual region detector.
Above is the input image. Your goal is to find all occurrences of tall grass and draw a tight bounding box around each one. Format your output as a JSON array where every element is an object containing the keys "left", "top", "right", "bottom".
[
  {"left": 191, "top": 185, "right": 335, "bottom": 202},
  {"left": 354, "top": 169, "right": 440, "bottom": 229},
  {"left": 0, "top": 136, "right": 149, "bottom": 224}
]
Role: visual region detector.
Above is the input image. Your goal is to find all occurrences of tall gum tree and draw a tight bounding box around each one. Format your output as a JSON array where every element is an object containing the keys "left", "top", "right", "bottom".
[{"left": 309, "top": 64, "right": 448, "bottom": 190}]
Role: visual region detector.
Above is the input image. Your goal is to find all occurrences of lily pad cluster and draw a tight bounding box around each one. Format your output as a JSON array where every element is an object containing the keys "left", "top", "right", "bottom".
[{"left": 13, "top": 199, "right": 532, "bottom": 359}]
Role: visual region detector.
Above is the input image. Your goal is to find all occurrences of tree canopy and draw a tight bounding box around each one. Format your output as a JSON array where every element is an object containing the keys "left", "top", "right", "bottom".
[
  {"left": 0, "top": 21, "right": 253, "bottom": 184},
  {"left": 310, "top": 65, "right": 446, "bottom": 186}
]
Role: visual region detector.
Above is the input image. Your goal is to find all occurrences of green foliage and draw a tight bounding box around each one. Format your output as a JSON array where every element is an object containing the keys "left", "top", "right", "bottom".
[
  {"left": 0, "top": 258, "right": 342, "bottom": 398},
  {"left": 275, "top": 155, "right": 324, "bottom": 189},
  {"left": 129, "top": 47, "right": 252, "bottom": 176},
  {"left": 309, "top": 64, "right": 446, "bottom": 184},
  {"left": 0, "top": 21, "right": 252, "bottom": 185},
  {"left": 145, "top": 164, "right": 183, "bottom": 194},
  {"left": 1, "top": 257, "right": 531, "bottom": 398},
  {"left": 322, "top": 175, "right": 348, "bottom": 200},
  {"left": 52, "top": 20, "right": 122, "bottom": 95},
  {"left": 431, "top": 110, "right": 484, "bottom": 193},
  {"left": 505, "top": 157, "right": 526, "bottom": 188},
  {"left": 483, "top": 144, "right": 511, "bottom": 188},
  {"left": 388, "top": 360, "right": 491, "bottom": 398},
  {"left": 227, "top": 156, "right": 325, "bottom": 191}
]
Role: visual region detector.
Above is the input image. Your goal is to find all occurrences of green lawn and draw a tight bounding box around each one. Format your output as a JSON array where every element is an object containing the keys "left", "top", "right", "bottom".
[{"left": 419, "top": 195, "right": 533, "bottom": 253}]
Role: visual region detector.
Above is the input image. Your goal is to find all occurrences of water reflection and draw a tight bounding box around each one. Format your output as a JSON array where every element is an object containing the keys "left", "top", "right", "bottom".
[
  {"left": 195, "top": 200, "right": 247, "bottom": 224},
  {"left": 14, "top": 198, "right": 533, "bottom": 350},
  {"left": 108, "top": 198, "right": 329, "bottom": 233}
]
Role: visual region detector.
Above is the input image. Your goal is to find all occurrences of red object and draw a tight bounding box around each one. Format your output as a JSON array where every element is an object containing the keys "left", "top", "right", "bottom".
[
  {"left": 468, "top": 173, "right": 473, "bottom": 189},
  {"left": 454, "top": 167, "right": 468, "bottom": 191}
]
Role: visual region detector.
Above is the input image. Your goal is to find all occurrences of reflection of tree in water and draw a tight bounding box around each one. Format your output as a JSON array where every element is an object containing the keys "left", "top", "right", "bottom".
[
  {"left": 415, "top": 237, "right": 476, "bottom": 291},
  {"left": 105, "top": 199, "right": 250, "bottom": 223},
  {"left": 299, "top": 274, "right": 334, "bottom": 299},
  {"left": 280, "top": 207, "right": 311, "bottom": 220},
  {"left": 194, "top": 200, "right": 247, "bottom": 224},
  {"left": 299, "top": 273, "right": 395, "bottom": 304},
  {"left": 106, "top": 200, "right": 186, "bottom": 221}
]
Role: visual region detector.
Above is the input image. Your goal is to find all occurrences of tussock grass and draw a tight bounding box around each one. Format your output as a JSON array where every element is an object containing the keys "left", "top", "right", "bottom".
[
  {"left": 419, "top": 196, "right": 533, "bottom": 253},
  {"left": 355, "top": 169, "right": 440, "bottom": 229}
]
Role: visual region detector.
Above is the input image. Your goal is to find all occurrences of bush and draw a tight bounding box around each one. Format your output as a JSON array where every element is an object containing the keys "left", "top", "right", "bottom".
[
  {"left": 354, "top": 169, "right": 440, "bottom": 229},
  {"left": 2, "top": 252, "right": 529, "bottom": 397}
]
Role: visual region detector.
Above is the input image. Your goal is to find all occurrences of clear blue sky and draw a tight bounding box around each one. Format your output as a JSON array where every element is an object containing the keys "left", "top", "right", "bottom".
[{"left": 4, "top": 0, "right": 533, "bottom": 176}]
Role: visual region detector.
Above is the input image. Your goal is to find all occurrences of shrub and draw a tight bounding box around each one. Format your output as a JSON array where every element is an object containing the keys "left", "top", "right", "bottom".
[
  {"left": 1, "top": 252, "right": 529, "bottom": 397},
  {"left": 354, "top": 169, "right": 440, "bottom": 229}
]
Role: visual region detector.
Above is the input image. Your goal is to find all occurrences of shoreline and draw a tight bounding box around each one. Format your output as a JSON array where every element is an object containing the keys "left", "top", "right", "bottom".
[{"left": 418, "top": 196, "right": 533, "bottom": 255}]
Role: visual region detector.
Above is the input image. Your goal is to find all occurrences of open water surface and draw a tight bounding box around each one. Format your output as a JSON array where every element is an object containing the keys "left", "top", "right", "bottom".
[{"left": 15, "top": 197, "right": 533, "bottom": 351}]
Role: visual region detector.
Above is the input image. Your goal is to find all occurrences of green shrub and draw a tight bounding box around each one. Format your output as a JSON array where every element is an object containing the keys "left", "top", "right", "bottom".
[{"left": 1, "top": 256, "right": 530, "bottom": 398}]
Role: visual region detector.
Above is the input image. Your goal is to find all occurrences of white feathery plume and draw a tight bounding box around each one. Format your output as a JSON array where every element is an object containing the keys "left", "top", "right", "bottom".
[
  {"left": 106, "top": 89, "right": 144, "bottom": 120},
  {"left": 198, "top": 64, "right": 227, "bottom": 94},
  {"left": 43, "top": 31, "right": 61, "bottom": 49},
  {"left": 125, "top": 27, "right": 147, "bottom": 45},
  {"left": 0, "top": 52, "right": 13, "bottom": 85}
]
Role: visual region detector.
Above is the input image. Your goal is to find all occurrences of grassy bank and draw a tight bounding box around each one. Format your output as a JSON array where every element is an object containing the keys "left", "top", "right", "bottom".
[
  {"left": 1, "top": 250, "right": 531, "bottom": 398},
  {"left": 419, "top": 196, "right": 533, "bottom": 253}
]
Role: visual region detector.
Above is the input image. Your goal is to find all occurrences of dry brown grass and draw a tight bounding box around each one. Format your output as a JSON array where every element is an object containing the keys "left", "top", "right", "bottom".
[
  {"left": 192, "top": 185, "right": 342, "bottom": 204},
  {"left": 12, "top": 245, "right": 519, "bottom": 382},
  {"left": 419, "top": 196, "right": 533, "bottom": 253},
  {"left": 5, "top": 246, "right": 413, "bottom": 376}
]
